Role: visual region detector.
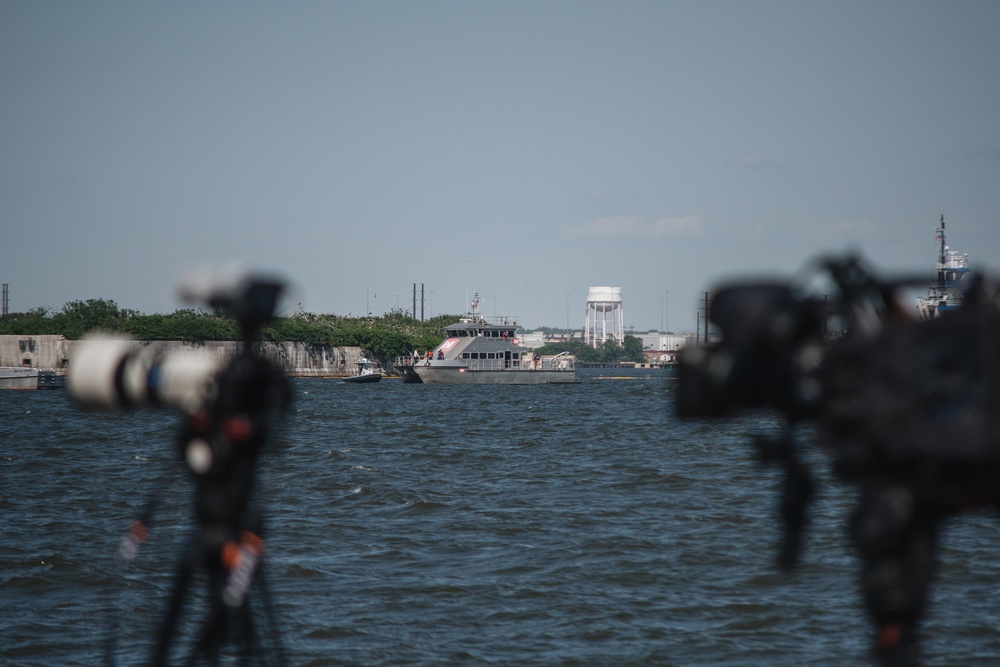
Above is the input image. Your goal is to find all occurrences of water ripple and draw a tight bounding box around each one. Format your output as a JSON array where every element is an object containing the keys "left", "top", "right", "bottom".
[{"left": 2, "top": 371, "right": 998, "bottom": 665}]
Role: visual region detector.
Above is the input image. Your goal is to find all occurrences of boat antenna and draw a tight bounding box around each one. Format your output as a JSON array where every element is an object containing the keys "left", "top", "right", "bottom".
[
  {"left": 470, "top": 292, "right": 481, "bottom": 319},
  {"left": 937, "top": 214, "right": 947, "bottom": 288}
]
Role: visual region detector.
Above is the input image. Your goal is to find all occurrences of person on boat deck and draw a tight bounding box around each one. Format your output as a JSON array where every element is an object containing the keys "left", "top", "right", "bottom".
[{"left": 437, "top": 350, "right": 444, "bottom": 360}]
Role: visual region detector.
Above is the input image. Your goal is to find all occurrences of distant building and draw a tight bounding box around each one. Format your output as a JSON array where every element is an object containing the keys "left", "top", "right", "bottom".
[{"left": 636, "top": 333, "right": 692, "bottom": 365}]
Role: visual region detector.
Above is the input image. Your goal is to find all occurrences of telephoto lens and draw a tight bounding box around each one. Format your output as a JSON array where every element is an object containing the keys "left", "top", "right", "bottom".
[{"left": 68, "top": 335, "right": 221, "bottom": 413}]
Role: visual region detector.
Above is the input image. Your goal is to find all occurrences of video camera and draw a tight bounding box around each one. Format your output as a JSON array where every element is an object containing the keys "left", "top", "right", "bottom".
[
  {"left": 677, "top": 255, "right": 1000, "bottom": 666},
  {"left": 68, "top": 268, "right": 291, "bottom": 666}
]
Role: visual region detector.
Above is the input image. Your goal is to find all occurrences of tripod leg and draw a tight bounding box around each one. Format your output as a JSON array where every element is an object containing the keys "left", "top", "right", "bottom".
[
  {"left": 253, "top": 563, "right": 289, "bottom": 667},
  {"left": 151, "top": 543, "right": 197, "bottom": 667},
  {"left": 184, "top": 568, "right": 232, "bottom": 667}
]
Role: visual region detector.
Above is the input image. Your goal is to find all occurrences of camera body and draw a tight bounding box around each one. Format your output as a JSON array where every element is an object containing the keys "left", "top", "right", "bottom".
[
  {"left": 820, "top": 294, "right": 1000, "bottom": 477},
  {"left": 677, "top": 259, "right": 1000, "bottom": 470},
  {"left": 677, "top": 282, "right": 829, "bottom": 420}
]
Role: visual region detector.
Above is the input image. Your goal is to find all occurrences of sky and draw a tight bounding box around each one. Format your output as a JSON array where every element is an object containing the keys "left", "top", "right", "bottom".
[{"left": 2, "top": 1, "right": 998, "bottom": 333}]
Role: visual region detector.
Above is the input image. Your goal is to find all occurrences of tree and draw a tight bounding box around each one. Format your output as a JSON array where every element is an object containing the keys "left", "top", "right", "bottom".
[
  {"left": 0, "top": 297, "right": 464, "bottom": 353},
  {"left": 51, "top": 299, "right": 136, "bottom": 339},
  {"left": 621, "top": 335, "right": 645, "bottom": 363},
  {"left": 0, "top": 307, "right": 58, "bottom": 335}
]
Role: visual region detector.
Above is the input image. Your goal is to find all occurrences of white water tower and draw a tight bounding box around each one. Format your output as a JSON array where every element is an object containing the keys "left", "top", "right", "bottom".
[{"left": 584, "top": 286, "right": 624, "bottom": 348}]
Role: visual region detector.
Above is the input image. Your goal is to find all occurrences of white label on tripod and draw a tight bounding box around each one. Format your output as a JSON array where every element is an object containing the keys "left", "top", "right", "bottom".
[{"left": 223, "top": 546, "right": 259, "bottom": 608}]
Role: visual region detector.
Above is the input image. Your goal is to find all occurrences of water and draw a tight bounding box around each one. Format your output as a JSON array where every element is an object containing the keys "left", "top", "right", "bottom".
[{"left": 3, "top": 369, "right": 1000, "bottom": 665}]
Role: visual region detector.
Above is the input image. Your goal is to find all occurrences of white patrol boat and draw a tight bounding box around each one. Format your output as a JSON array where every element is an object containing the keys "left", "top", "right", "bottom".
[{"left": 395, "top": 293, "right": 576, "bottom": 385}]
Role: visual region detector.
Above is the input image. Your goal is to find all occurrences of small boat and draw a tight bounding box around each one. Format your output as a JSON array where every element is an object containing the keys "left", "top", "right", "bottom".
[
  {"left": 0, "top": 366, "right": 40, "bottom": 389},
  {"left": 916, "top": 215, "right": 972, "bottom": 320},
  {"left": 395, "top": 292, "right": 576, "bottom": 385},
  {"left": 343, "top": 358, "right": 382, "bottom": 383}
]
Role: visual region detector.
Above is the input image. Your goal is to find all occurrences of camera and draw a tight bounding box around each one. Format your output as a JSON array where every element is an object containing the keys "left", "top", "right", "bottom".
[
  {"left": 676, "top": 254, "right": 1000, "bottom": 665},
  {"left": 68, "top": 268, "right": 292, "bottom": 664},
  {"left": 678, "top": 255, "right": 1000, "bottom": 465},
  {"left": 68, "top": 268, "right": 285, "bottom": 413}
]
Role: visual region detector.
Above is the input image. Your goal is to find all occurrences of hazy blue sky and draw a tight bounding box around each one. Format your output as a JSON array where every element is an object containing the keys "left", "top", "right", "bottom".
[{"left": 2, "top": 1, "right": 998, "bottom": 332}]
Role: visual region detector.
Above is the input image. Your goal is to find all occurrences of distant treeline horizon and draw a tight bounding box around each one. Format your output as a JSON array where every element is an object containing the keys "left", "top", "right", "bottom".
[{"left": 0, "top": 298, "right": 647, "bottom": 364}]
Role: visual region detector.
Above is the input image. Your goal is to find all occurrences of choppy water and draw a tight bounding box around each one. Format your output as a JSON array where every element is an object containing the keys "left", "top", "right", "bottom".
[{"left": 3, "top": 369, "right": 1000, "bottom": 666}]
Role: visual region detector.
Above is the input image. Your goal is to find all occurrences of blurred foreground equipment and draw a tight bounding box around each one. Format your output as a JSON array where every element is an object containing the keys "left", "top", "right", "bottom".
[
  {"left": 70, "top": 269, "right": 291, "bottom": 666},
  {"left": 677, "top": 254, "right": 1000, "bottom": 667}
]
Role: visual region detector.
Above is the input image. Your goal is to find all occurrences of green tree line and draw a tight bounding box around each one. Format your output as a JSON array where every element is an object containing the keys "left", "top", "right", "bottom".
[{"left": 0, "top": 299, "right": 457, "bottom": 365}]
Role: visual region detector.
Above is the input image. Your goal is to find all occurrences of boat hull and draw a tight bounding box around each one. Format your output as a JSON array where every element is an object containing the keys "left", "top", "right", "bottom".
[
  {"left": 396, "top": 366, "right": 424, "bottom": 383},
  {"left": 343, "top": 373, "right": 381, "bottom": 383},
  {"left": 412, "top": 366, "right": 575, "bottom": 385},
  {"left": 0, "top": 367, "right": 40, "bottom": 390}
]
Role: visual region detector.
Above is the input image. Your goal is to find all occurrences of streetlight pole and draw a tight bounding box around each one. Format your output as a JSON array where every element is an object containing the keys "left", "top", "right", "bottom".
[{"left": 566, "top": 293, "right": 570, "bottom": 339}]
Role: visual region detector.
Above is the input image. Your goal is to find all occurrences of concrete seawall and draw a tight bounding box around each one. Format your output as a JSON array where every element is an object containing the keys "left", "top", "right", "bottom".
[{"left": 0, "top": 335, "right": 369, "bottom": 378}]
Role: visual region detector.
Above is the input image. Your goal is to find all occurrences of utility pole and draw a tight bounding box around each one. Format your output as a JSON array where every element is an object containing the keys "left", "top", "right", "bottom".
[{"left": 703, "top": 292, "right": 711, "bottom": 344}]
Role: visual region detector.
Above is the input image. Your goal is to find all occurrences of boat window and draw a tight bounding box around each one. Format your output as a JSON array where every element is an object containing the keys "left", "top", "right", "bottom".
[{"left": 487, "top": 352, "right": 496, "bottom": 359}]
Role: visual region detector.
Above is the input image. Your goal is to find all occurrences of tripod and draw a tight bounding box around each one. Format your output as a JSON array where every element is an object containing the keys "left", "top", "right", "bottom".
[{"left": 150, "top": 351, "right": 290, "bottom": 666}]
